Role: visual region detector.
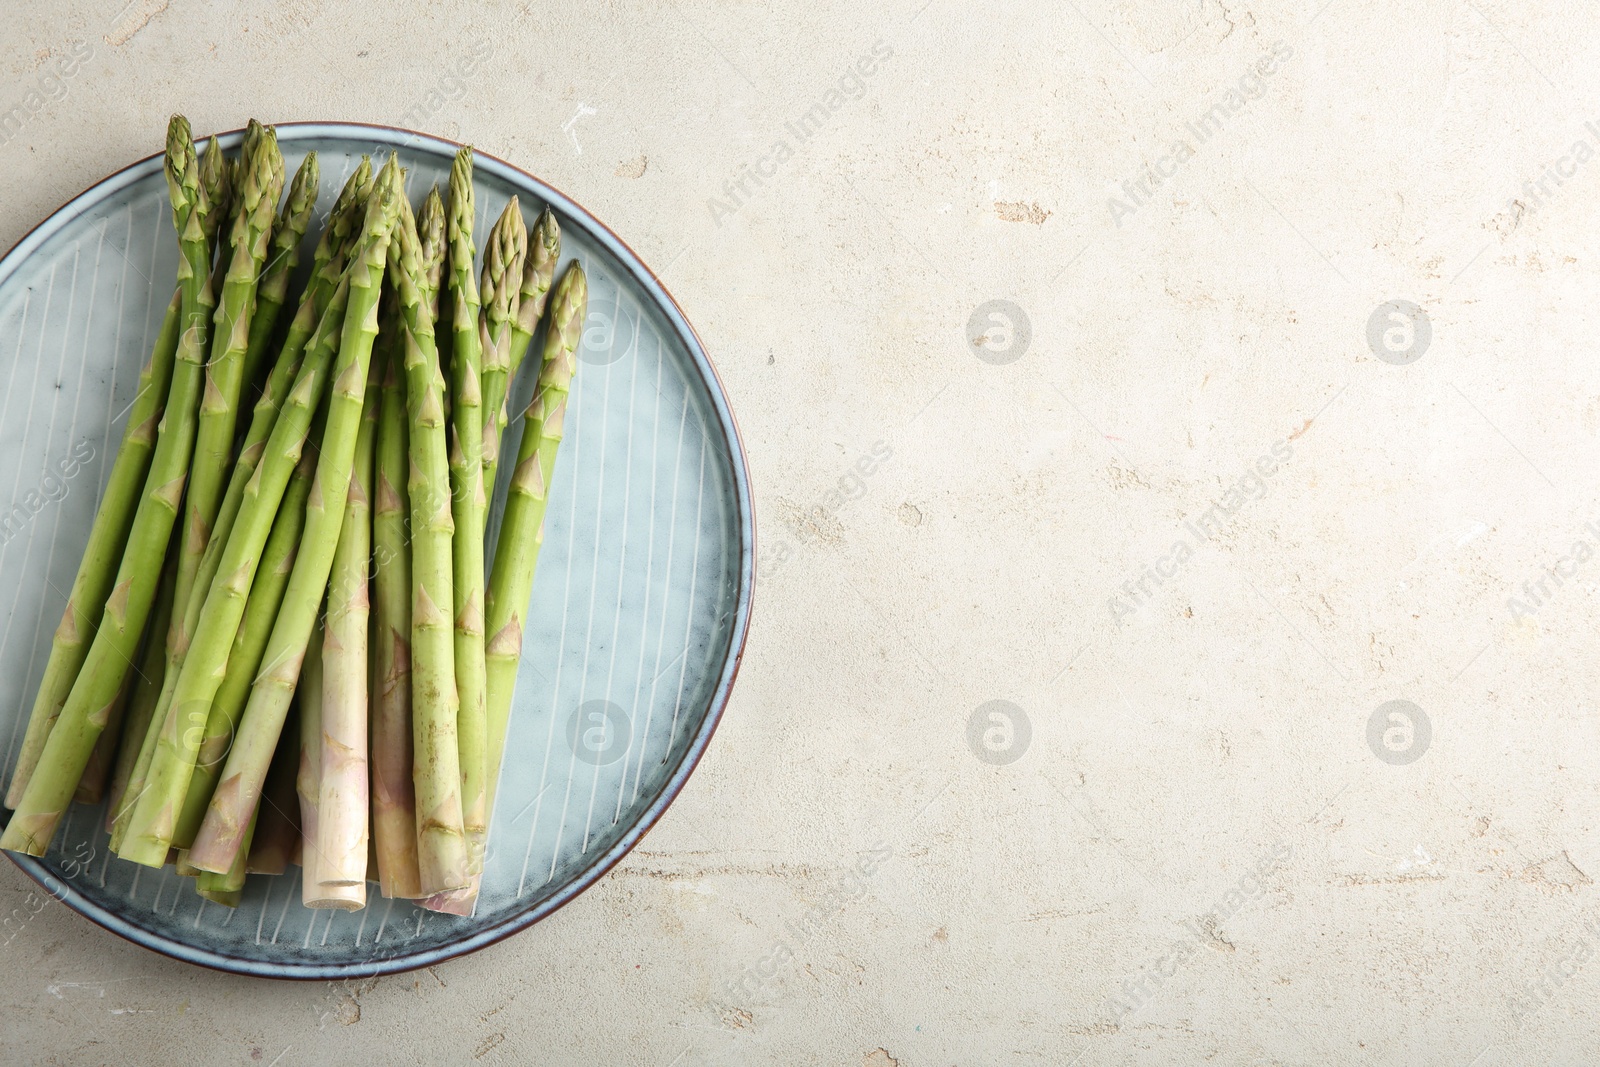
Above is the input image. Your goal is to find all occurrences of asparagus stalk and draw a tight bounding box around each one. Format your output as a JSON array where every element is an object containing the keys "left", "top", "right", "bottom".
[
  {"left": 421, "top": 262, "right": 587, "bottom": 917},
  {"left": 315, "top": 356, "right": 378, "bottom": 887},
  {"left": 197, "top": 134, "right": 240, "bottom": 340},
  {"left": 1, "top": 116, "right": 215, "bottom": 856},
  {"left": 506, "top": 208, "right": 561, "bottom": 385},
  {"left": 107, "top": 566, "right": 180, "bottom": 851},
  {"left": 485, "top": 208, "right": 559, "bottom": 562},
  {"left": 173, "top": 123, "right": 284, "bottom": 663},
  {"left": 485, "top": 262, "right": 587, "bottom": 804},
  {"left": 477, "top": 198, "right": 527, "bottom": 494},
  {"left": 126, "top": 128, "right": 283, "bottom": 835},
  {"left": 390, "top": 194, "right": 471, "bottom": 895},
  {"left": 423, "top": 186, "right": 452, "bottom": 416},
  {"left": 198, "top": 134, "right": 232, "bottom": 256},
  {"left": 446, "top": 149, "right": 490, "bottom": 873},
  {"left": 103, "top": 548, "right": 179, "bottom": 832},
  {"left": 116, "top": 262, "right": 362, "bottom": 867},
  {"left": 300, "top": 628, "right": 364, "bottom": 910},
  {"left": 296, "top": 623, "right": 319, "bottom": 864},
  {"left": 240, "top": 150, "right": 320, "bottom": 396},
  {"left": 187, "top": 158, "right": 401, "bottom": 875},
  {"left": 371, "top": 300, "right": 421, "bottom": 899},
  {"left": 418, "top": 187, "right": 447, "bottom": 325},
  {"left": 194, "top": 807, "right": 253, "bottom": 907},
  {"left": 245, "top": 715, "right": 301, "bottom": 875},
  {"left": 72, "top": 660, "right": 135, "bottom": 806},
  {"left": 169, "top": 432, "right": 320, "bottom": 848},
  {"left": 484, "top": 208, "right": 559, "bottom": 560},
  {"left": 298, "top": 616, "right": 334, "bottom": 905},
  {"left": 4, "top": 290, "right": 182, "bottom": 807}
]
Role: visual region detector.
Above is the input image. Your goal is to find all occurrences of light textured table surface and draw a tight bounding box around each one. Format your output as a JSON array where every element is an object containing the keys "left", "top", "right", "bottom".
[{"left": 6, "top": 1, "right": 1600, "bottom": 1064}]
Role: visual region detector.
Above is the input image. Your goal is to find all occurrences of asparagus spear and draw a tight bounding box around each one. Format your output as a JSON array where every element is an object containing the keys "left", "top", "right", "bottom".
[
  {"left": 1, "top": 116, "right": 215, "bottom": 856},
  {"left": 485, "top": 262, "right": 587, "bottom": 804},
  {"left": 102, "top": 549, "right": 179, "bottom": 832},
  {"left": 424, "top": 185, "right": 452, "bottom": 417},
  {"left": 296, "top": 620, "right": 320, "bottom": 877},
  {"left": 299, "top": 614, "right": 362, "bottom": 908},
  {"left": 389, "top": 194, "right": 471, "bottom": 895},
  {"left": 72, "top": 660, "right": 136, "bottom": 806},
  {"left": 423, "top": 261, "right": 587, "bottom": 917},
  {"left": 122, "top": 126, "right": 283, "bottom": 844},
  {"left": 371, "top": 300, "right": 421, "bottom": 899},
  {"left": 4, "top": 291, "right": 182, "bottom": 807},
  {"left": 315, "top": 356, "right": 378, "bottom": 888},
  {"left": 198, "top": 134, "right": 232, "bottom": 256},
  {"left": 194, "top": 807, "right": 253, "bottom": 907},
  {"left": 169, "top": 431, "right": 320, "bottom": 848},
  {"left": 446, "top": 148, "right": 490, "bottom": 873},
  {"left": 133, "top": 129, "right": 281, "bottom": 806},
  {"left": 173, "top": 123, "right": 284, "bottom": 662},
  {"left": 506, "top": 208, "right": 561, "bottom": 385},
  {"left": 240, "top": 150, "right": 320, "bottom": 396},
  {"left": 477, "top": 198, "right": 527, "bottom": 494},
  {"left": 484, "top": 208, "right": 559, "bottom": 559},
  {"left": 245, "top": 716, "right": 301, "bottom": 875},
  {"left": 418, "top": 187, "right": 446, "bottom": 324},
  {"left": 187, "top": 158, "right": 401, "bottom": 875},
  {"left": 300, "top": 627, "right": 364, "bottom": 910}
]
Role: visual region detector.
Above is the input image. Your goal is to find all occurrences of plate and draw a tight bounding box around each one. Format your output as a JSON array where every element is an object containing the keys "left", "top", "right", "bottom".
[{"left": 0, "top": 123, "right": 752, "bottom": 978}]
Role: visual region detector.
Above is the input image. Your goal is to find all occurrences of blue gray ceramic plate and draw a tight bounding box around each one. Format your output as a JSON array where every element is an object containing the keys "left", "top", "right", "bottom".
[{"left": 0, "top": 123, "right": 752, "bottom": 978}]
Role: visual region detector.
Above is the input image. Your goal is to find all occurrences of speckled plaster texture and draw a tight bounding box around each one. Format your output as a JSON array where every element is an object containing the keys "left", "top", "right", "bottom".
[{"left": 6, "top": 0, "right": 1600, "bottom": 1064}]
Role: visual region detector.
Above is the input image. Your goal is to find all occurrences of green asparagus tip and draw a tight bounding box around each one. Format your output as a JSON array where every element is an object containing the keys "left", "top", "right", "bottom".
[
  {"left": 483, "top": 198, "right": 527, "bottom": 317},
  {"left": 331, "top": 156, "right": 374, "bottom": 219},
  {"left": 448, "top": 147, "right": 474, "bottom": 234},
  {"left": 164, "top": 116, "right": 198, "bottom": 217},
  {"left": 286, "top": 151, "right": 319, "bottom": 214},
  {"left": 417, "top": 186, "right": 447, "bottom": 308},
  {"left": 534, "top": 208, "right": 559, "bottom": 254},
  {"left": 199, "top": 134, "right": 230, "bottom": 216},
  {"left": 243, "top": 118, "right": 266, "bottom": 158}
]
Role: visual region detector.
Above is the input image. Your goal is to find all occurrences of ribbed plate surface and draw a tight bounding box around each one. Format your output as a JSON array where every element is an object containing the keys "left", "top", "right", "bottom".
[{"left": 0, "top": 123, "right": 752, "bottom": 978}]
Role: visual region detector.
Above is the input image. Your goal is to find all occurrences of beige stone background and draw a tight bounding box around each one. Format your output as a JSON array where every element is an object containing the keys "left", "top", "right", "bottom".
[{"left": 7, "top": 0, "right": 1600, "bottom": 1063}]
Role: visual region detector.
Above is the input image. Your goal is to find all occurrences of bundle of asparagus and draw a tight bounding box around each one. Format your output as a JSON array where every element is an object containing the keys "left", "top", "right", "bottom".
[{"left": 0, "top": 117, "right": 588, "bottom": 919}]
